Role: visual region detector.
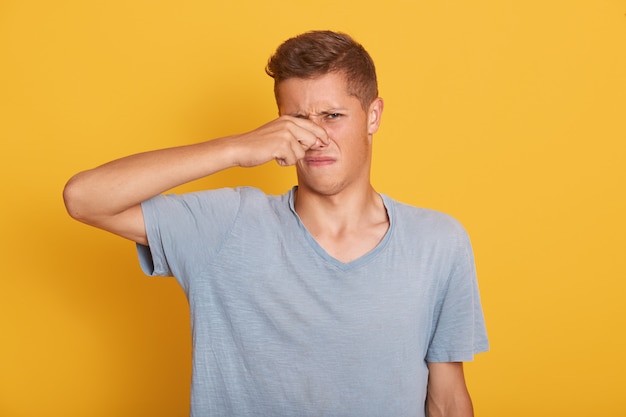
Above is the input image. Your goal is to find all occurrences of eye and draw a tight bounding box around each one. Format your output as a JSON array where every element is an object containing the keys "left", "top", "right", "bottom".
[{"left": 326, "top": 113, "right": 342, "bottom": 120}]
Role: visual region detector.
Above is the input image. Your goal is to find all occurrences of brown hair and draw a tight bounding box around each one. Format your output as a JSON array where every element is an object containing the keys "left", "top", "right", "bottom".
[{"left": 265, "top": 31, "right": 378, "bottom": 109}]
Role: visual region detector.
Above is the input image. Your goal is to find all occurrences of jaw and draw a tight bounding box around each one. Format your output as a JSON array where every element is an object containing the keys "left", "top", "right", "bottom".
[
  {"left": 295, "top": 161, "right": 372, "bottom": 198},
  {"left": 295, "top": 168, "right": 343, "bottom": 197},
  {"left": 296, "top": 135, "right": 374, "bottom": 197}
]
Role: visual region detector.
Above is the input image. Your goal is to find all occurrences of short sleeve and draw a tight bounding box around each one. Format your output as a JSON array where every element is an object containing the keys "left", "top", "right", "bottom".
[
  {"left": 136, "top": 188, "right": 242, "bottom": 282},
  {"left": 425, "top": 225, "right": 489, "bottom": 362}
]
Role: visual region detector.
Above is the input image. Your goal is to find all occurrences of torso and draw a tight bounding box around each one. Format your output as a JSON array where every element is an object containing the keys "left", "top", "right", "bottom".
[
  {"left": 138, "top": 186, "right": 488, "bottom": 417},
  {"left": 312, "top": 217, "right": 389, "bottom": 263}
]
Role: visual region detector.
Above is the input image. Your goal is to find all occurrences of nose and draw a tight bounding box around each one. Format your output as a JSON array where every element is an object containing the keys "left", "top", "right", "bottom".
[
  {"left": 301, "top": 113, "right": 330, "bottom": 149},
  {"left": 309, "top": 137, "right": 327, "bottom": 150}
]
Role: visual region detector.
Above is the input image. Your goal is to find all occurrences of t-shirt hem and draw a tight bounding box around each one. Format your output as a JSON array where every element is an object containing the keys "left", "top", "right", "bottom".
[{"left": 425, "top": 344, "right": 490, "bottom": 363}]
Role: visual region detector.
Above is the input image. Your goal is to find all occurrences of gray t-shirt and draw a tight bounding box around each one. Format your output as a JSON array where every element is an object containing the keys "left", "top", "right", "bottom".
[{"left": 137, "top": 186, "right": 488, "bottom": 417}]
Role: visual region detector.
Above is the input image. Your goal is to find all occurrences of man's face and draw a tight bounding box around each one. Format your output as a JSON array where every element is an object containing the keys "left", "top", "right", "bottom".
[{"left": 277, "top": 72, "right": 383, "bottom": 197}]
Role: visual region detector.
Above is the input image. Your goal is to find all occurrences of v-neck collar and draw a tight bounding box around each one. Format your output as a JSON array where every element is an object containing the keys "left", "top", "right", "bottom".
[{"left": 287, "top": 187, "right": 394, "bottom": 271}]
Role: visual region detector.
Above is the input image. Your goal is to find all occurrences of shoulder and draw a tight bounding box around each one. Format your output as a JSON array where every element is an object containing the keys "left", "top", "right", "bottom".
[
  {"left": 384, "top": 195, "right": 468, "bottom": 237},
  {"left": 145, "top": 186, "right": 271, "bottom": 208},
  {"left": 383, "top": 195, "right": 473, "bottom": 258},
  {"left": 146, "top": 186, "right": 293, "bottom": 223}
]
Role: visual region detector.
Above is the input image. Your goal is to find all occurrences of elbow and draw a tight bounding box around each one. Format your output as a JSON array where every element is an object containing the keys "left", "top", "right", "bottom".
[{"left": 63, "top": 173, "right": 93, "bottom": 223}]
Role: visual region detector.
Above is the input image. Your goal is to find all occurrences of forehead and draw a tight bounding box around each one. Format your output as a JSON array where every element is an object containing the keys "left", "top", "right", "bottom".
[{"left": 276, "top": 72, "right": 359, "bottom": 113}]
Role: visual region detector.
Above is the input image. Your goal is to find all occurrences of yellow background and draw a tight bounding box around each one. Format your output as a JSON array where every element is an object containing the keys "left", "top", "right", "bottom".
[{"left": 1, "top": 0, "right": 625, "bottom": 415}]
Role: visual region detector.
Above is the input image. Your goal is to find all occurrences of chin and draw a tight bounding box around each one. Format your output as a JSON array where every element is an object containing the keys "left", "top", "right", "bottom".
[{"left": 298, "top": 179, "right": 346, "bottom": 197}]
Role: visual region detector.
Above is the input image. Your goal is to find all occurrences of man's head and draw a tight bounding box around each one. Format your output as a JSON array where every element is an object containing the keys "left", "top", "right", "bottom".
[{"left": 266, "top": 31, "right": 378, "bottom": 110}]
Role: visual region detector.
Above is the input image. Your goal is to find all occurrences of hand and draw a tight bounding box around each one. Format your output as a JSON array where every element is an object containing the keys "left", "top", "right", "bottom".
[
  {"left": 231, "top": 116, "right": 330, "bottom": 167},
  {"left": 63, "top": 115, "right": 330, "bottom": 244}
]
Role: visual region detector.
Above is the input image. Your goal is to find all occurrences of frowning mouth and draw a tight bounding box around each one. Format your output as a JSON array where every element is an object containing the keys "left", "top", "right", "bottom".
[{"left": 305, "top": 156, "right": 336, "bottom": 166}]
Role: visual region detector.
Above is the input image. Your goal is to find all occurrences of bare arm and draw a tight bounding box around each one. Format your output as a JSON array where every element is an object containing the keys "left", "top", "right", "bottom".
[
  {"left": 426, "top": 362, "right": 474, "bottom": 417},
  {"left": 63, "top": 116, "right": 329, "bottom": 245}
]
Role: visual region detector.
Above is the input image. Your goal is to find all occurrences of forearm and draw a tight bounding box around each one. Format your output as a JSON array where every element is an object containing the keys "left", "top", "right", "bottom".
[
  {"left": 63, "top": 136, "right": 239, "bottom": 223},
  {"left": 426, "top": 362, "right": 474, "bottom": 417},
  {"left": 426, "top": 391, "right": 473, "bottom": 417},
  {"left": 64, "top": 115, "right": 328, "bottom": 237}
]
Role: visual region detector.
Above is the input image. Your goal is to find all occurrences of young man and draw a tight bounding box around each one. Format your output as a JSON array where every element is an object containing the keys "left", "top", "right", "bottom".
[{"left": 64, "top": 31, "right": 488, "bottom": 417}]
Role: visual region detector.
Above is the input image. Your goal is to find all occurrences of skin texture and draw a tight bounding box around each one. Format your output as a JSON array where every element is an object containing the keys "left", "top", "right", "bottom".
[
  {"left": 277, "top": 72, "right": 388, "bottom": 263},
  {"left": 62, "top": 114, "right": 330, "bottom": 245},
  {"left": 427, "top": 362, "right": 474, "bottom": 417},
  {"left": 63, "top": 71, "right": 474, "bottom": 416}
]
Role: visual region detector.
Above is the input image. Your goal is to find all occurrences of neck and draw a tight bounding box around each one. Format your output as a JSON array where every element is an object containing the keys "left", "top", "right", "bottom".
[
  {"left": 294, "top": 184, "right": 387, "bottom": 234},
  {"left": 293, "top": 184, "right": 390, "bottom": 263}
]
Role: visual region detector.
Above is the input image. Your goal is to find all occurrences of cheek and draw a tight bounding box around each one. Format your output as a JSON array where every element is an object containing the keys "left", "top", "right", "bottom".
[
  {"left": 323, "top": 120, "right": 361, "bottom": 143},
  {"left": 324, "top": 125, "right": 341, "bottom": 141}
]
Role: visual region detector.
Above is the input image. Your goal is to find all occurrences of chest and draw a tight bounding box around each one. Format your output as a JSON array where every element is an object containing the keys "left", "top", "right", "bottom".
[
  {"left": 311, "top": 222, "right": 390, "bottom": 263},
  {"left": 191, "top": 231, "right": 445, "bottom": 347}
]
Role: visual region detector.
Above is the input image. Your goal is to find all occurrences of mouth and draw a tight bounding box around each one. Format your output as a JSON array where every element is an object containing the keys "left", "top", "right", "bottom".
[{"left": 305, "top": 156, "right": 336, "bottom": 166}]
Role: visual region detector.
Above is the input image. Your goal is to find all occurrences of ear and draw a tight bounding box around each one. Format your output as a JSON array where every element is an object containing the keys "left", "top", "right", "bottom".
[{"left": 367, "top": 97, "right": 384, "bottom": 135}]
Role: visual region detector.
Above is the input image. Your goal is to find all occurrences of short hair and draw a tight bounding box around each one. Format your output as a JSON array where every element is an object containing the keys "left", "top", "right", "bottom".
[{"left": 265, "top": 30, "right": 378, "bottom": 110}]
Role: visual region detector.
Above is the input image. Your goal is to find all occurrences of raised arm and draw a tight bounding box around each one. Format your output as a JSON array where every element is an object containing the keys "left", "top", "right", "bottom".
[{"left": 63, "top": 116, "right": 329, "bottom": 245}]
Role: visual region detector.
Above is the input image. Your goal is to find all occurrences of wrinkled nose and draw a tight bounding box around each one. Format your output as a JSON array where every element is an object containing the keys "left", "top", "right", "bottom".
[{"left": 309, "top": 137, "right": 327, "bottom": 150}]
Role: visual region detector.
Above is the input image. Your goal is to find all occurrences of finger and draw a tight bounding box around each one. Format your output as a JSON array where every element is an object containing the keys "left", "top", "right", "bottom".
[
  {"left": 308, "top": 137, "right": 330, "bottom": 150},
  {"left": 286, "top": 117, "right": 329, "bottom": 147},
  {"left": 275, "top": 149, "right": 301, "bottom": 167},
  {"left": 296, "top": 129, "right": 329, "bottom": 151},
  {"left": 274, "top": 140, "right": 306, "bottom": 167}
]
